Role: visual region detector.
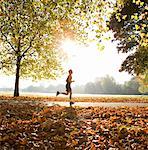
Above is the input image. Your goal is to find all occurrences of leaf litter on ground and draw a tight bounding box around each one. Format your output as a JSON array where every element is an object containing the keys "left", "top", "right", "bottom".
[
  {"left": 0, "top": 95, "right": 147, "bottom": 103},
  {"left": 0, "top": 100, "right": 147, "bottom": 150}
]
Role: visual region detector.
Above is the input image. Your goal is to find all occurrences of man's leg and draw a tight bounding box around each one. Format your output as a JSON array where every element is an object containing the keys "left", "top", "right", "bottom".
[
  {"left": 61, "top": 92, "right": 68, "bottom": 95},
  {"left": 69, "top": 91, "right": 72, "bottom": 99},
  {"left": 56, "top": 91, "right": 68, "bottom": 96},
  {"left": 56, "top": 91, "right": 60, "bottom": 96},
  {"left": 69, "top": 92, "right": 74, "bottom": 106}
]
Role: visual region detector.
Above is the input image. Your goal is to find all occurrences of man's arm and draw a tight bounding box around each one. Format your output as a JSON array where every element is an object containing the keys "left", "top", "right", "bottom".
[{"left": 68, "top": 75, "right": 75, "bottom": 83}]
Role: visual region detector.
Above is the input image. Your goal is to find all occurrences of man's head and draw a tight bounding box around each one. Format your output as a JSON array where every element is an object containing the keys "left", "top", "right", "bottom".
[{"left": 68, "top": 69, "right": 73, "bottom": 74}]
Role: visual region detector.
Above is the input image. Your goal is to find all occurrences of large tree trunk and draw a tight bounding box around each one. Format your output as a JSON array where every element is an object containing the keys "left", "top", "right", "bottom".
[{"left": 14, "top": 57, "right": 20, "bottom": 97}]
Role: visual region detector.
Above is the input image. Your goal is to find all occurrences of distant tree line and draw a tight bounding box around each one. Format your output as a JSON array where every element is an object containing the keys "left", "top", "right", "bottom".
[
  {"left": 1, "top": 75, "right": 147, "bottom": 95},
  {"left": 83, "top": 75, "right": 141, "bottom": 95},
  {"left": 0, "top": 88, "right": 13, "bottom": 92},
  {"left": 21, "top": 75, "right": 147, "bottom": 95}
]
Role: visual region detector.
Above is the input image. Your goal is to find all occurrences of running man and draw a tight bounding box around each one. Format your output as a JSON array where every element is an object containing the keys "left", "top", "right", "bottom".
[{"left": 56, "top": 69, "right": 74, "bottom": 100}]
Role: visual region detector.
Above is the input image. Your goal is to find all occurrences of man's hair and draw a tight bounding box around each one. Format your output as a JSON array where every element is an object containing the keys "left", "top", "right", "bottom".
[{"left": 68, "top": 69, "right": 73, "bottom": 73}]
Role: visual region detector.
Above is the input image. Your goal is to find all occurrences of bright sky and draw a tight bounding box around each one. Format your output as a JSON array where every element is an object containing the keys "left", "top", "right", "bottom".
[
  {"left": 0, "top": 36, "right": 132, "bottom": 89},
  {"left": 60, "top": 38, "right": 132, "bottom": 85}
]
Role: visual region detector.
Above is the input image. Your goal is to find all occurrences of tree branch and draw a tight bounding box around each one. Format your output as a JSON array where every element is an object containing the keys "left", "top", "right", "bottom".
[
  {"left": 0, "top": 60, "right": 12, "bottom": 69},
  {"left": 20, "top": 36, "right": 35, "bottom": 59},
  {"left": 0, "top": 30, "right": 17, "bottom": 53}
]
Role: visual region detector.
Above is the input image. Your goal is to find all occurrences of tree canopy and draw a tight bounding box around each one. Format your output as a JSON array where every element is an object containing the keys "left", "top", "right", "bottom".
[
  {"left": 108, "top": 0, "right": 148, "bottom": 93},
  {"left": 109, "top": 0, "right": 147, "bottom": 75},
  {"left": 0, "top": 0, "right": 112, "bottom": 96}
]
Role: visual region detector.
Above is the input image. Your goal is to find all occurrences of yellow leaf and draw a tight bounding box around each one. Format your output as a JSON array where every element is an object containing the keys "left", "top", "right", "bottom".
[
  {"left": 122, "top": 15, "right": 127, "bottom": 20},
  {"left": 133, "top": 0, "right": 136, "bottom": 3},
  {"left": 135, "top": 24, "right": 139, "bottom": 30},
  {"left": 140, "top": 2, "right": 144, "bottom": 6},
  {"left": 134, "top": 15, "right": 138, "bottom": 20},
  {"left": 131, "top": 15, "right": 135, "bottom": 19},
  {"left": 136, "top": 0, "right": 141, "bottom": 5}
]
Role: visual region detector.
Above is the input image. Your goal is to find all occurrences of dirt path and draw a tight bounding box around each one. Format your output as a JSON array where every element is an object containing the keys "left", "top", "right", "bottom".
[{"left": 0, "top": 99, "right": 148, "bottom": 107}]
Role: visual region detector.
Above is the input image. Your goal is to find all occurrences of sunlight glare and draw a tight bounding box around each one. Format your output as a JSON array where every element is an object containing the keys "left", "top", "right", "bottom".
[
  {"left": 60, "top": 39, "right": 131, "bottom": 85},
  {"left": 61, "top": 39, "right": 78, "bottom": 56}
]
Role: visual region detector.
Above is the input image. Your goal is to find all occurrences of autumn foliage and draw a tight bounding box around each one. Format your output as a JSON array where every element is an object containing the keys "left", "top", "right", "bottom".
[{"left": 0, "top": 100, "right": 147, "bottom": 149}]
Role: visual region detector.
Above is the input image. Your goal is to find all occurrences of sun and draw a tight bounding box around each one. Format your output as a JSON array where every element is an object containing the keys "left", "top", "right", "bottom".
[{"left": 61, "top": 39, "right": 78, "bottom": 55}]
